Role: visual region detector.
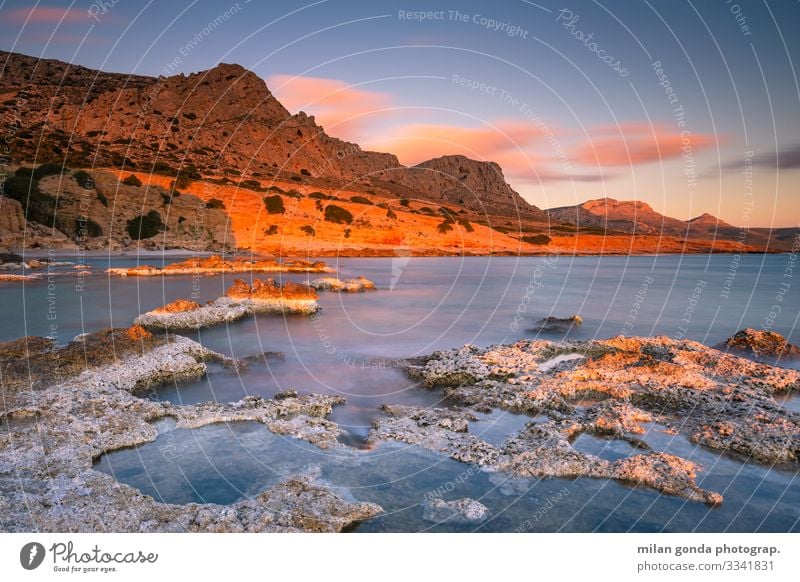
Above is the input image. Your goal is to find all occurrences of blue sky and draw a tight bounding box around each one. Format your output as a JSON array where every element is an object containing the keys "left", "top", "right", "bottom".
[{"left": 2, "top": 0, "right": 799, "bottom": 226}]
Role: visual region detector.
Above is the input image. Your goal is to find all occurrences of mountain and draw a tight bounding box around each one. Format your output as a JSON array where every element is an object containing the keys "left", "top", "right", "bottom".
[
  {"left": 687, "top": 212, "right": 734, "bottom": 227},
  {"left": 0, "top": 50, "right": 793, "bottom": 254},
  {"left": 547, "top": 198, "right": 793, "bottom": 250},
  {"left": 546, "top": 198, "right": 687, "bottom": 235},
  {"left": 0, "top": 50, "right": 540, "bottom": 219},
  {"left": 399, "top": 155, "right": 544, "bottom": 218}
]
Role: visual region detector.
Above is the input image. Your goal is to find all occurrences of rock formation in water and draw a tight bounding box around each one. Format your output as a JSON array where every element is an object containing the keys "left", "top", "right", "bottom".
[
  {"left": 135, "top": 279, "right": 320, "bottom": 330},
  {"left": 0, "top": 327, "right": 381, "bottom": 532},
  {"left": 366, "top": 333, "right": 800, "bottom": 505},
  {"left": 310, "top": 276, "right": 376, "bottom": 292},
  {"left": 528, "top": 315, "right": 583, "bottom": 333},
  {"left": 107, "top": 255, "right": 329, "bottom": 277},
  {"left": 717, "top": 328, "right": 800, "bottom": 360}
]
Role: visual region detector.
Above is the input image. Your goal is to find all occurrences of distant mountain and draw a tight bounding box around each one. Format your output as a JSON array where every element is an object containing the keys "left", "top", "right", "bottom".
[
  {"left": 547, "top": 198, "right": 686, "bottom": 235},
  {"left": 547, "top": 198, "right": 793, "bottom": 250},
  {"left": 687, "top": 212, "right": 734, "bottom": 227}
]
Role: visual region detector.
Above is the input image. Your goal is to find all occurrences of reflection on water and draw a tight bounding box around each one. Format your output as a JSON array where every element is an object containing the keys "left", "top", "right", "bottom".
[{"left": 6, "top": 254, "right": 800, "bottom": 531}]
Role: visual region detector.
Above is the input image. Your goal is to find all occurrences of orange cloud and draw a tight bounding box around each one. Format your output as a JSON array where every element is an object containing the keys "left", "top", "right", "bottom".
[
  {"left": 267, "top": 74, "right": 392, "bottom": 142},
  {"left": 573, "top": 125, "right": 719, "bottom": 166},
  {"left": 3, "top": 7, "right": 87, "bottom": 24}
]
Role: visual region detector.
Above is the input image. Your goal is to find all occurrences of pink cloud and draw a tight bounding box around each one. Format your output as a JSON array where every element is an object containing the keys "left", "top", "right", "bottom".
[
  {"left": 267, "top": 74, "right": 393, "bottom": 142},
  {"left": 3, "top": 6, "right": 88, "bottom": 24},
  {"left": 573, "top": 125, "right": 719, "bottom": 166}
]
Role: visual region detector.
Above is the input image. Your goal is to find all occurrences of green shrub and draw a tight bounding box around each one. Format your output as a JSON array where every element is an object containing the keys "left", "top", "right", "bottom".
[
  {"left": 386, "top": 207, "right": 397, "bottom": 220},
  {"left": 458, "top": 218, "right": 474, "bottom": 232},
  {"left": 324, "top": 204, "right": 353, "bottom": 225},
  {"left": 29, "top": 163, "right": 68, "bottom": 180},
  {"left": 309, "top": 191, "right": 331, "bottom": 200},
  {"left": 521, "top": 234, "right": 551, "bottom": 245},
  {"left": 350, "top": 195, "right": 373, "bottom": 205},
  {"left": 3, "top": 168, "right": 59, "bottom": 228},
  {"left": 174, "top": 172, "right": 194, "bottom": 189},
  {"left": 300, "top": 168, "right": 311, "bottom": 176},
  {"left": 344, "top": 228, "right": 351, "bottom": 239},
  {"left": 206, "top": 198, "right": 225, "bottom": 209},
  {"left": 300, "top": 225, "right": 315, "bottom": 236},
  {"left": 152, "top": 161, "right": 176, "bottom": 174},
  {"left": 284, "top": 189, "right": 303, "bottom": 199},
  {"left": 122, "top": 174, "right": 142, "bottom": 187},
  {"left": 266, "top": 185, "right": 285, "bottom": 193},
  {"left": 73, "top": 170, "right": 94, "bottom": 189},
  {"left": 239, "top": 179, "right": 265, "bottom": 192},
  {"left": 96, "top": 192, "right": 109, "bottom": 207},
  {"left": 126, "top": 210, "right": 164, "bottom": 240},
  {"left": 263, "top": 195, "right": 285, "bottom": 214},
  {"left": 75, "top": 217, "right": 103, "bottom": 238},
  {"left": 399, "top": 198, "right": 410, "bottom": 207},
  {"left": 264, "top": 225, "right": 279, "bottom": 235},
  {"left": 437, "top": 219, "right": 454, "bottom": 234}
]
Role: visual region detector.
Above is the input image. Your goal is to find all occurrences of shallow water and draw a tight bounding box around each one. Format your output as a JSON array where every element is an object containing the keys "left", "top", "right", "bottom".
[{"left": 5, "top": 253, "right": 799, "bottom": 531}]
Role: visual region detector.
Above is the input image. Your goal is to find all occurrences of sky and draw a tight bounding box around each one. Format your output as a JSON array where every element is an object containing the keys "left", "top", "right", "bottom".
[{"left": 1, "top": 0, "right": 799, "bottom": 227}]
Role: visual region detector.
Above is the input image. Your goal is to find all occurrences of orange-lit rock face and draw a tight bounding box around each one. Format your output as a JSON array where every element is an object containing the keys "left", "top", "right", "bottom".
[
  {"left": 720, "top": 328, "right": 800, "bottom": 358},
  {"left": 107, "top": 254, "right": 329, "bottom": 276},
  {"left": 125, "top": 325, "right": 153, "bottom": 341},
  {"left": 226, "top": 278, "right": 318, "bottom": 301},
  {"left": 151, "top": 299, "right": 201, "bottom": 314}
]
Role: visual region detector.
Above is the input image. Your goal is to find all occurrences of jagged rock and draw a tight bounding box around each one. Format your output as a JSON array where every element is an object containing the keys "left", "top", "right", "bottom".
[
  {"left": 0, "top": 251, "right": 23, "bottom": 264},
  {"left": 370, "top": 405, "right": 722, "bottom": 505},
  {"left": 135, "top": 279, "right": 319, "bottom": 330},
  {"left": 529, "top": 315, "right": 583, "bottom": 333},
  {"left": 718, "top": 328, "right": 800, "bottom": 360},
  {"left": 421, "top": 497, "right": 489, "bottom": 524},
  {"left": 108, "top": 256, "right": 330, "bottom": 277},
  {"left": 399, "top": 335, "right": 800, "bottom": 475},
  {"left": 310, "top": 276, "right": 376, "bottom": 292},
  {"left": 0, "top": 328, "right": 381, "bottom": 532}
]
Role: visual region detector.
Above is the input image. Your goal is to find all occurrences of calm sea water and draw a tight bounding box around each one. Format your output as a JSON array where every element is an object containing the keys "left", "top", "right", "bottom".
[{"left": 3, "top": 253, "right": 799, "bottom": 531}]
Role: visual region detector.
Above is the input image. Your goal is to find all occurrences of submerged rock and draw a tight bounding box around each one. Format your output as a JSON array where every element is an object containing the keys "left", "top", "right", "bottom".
[
  {"left": 0, "top": 328, "right": 381, "bottom": 532},
  {"left": 528, "top": 315, "right": 583, "bottom": 333},
  {"left": 718, "top": 328, "right": 800, "bottom": 360},
  {"left": 135, "top": 279, "right": 319, "bottom": 330},
  {"left": 422, "top": 497, "right": 489, "bottom": 524},
  {"left": 310, "top": 276, "right": 376, "bottom": 292}
]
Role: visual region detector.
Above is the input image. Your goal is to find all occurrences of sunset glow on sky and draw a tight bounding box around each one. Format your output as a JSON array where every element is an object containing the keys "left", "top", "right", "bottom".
[{"left": 2, "top": 0, "right": 799, "bottom": 226}]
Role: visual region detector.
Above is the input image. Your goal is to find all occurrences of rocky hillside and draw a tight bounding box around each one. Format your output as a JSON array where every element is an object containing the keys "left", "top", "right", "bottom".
[
  {"left": 400, "top": 155, "right": 545, "bottom": 218},
  {"left": 0, "top": 50, "right": 539, "bottom": 219}
]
